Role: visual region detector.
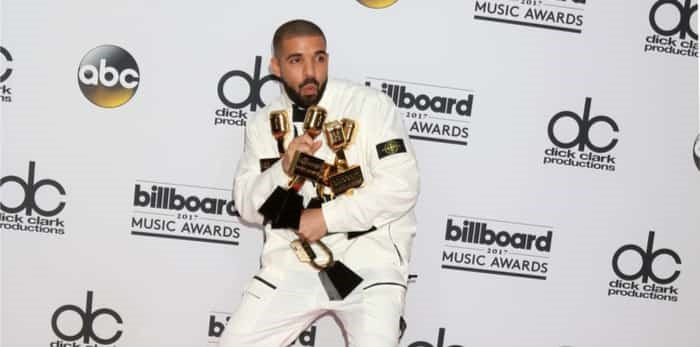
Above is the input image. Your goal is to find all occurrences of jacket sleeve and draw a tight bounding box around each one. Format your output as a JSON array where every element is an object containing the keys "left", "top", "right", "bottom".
[
  {"left": 232, "top": 116, "right": 290, "bottom": 225},
  {"left": 321, "top": 94, "right": 419, "bottom": 233}
]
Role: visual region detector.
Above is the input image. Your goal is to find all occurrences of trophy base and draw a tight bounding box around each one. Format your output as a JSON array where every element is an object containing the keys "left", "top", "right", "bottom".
[
  {"left": 258, "top": 186, "right": 304, "bottom": 229},
  {"left": 319, "top": 261, "right": 363, "bottom": 301},
  {"left": 307, "top": 197, "right": 323, "bottom": 209}
]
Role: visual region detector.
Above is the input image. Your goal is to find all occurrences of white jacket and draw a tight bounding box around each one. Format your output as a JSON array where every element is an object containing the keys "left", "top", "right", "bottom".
[{"left": 233, "top": 79, "right": 419, "bottom": 286}]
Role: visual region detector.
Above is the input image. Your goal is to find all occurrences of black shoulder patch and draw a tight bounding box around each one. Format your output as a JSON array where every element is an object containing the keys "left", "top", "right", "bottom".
[{"left": 376, "top": 139, "right": 407, "bottom": 159}]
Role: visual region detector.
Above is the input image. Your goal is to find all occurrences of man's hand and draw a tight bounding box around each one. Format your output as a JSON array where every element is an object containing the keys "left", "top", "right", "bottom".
[
  {"left": 282, "top": 134, "right": 322, "bottom": 176},
  {"left": 298, "top": 208, "right": 328, "bottom": 243}
]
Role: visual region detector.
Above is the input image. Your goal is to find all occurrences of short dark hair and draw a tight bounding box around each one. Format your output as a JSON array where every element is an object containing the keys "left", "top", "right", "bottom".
[{"left": 272, "top": 19, "right": 326, "bottom": 57}]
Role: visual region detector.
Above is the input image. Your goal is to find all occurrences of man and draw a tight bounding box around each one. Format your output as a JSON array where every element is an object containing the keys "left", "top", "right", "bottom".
[{"left": 220, "top": 19, "right": 419, "bottom": 347}]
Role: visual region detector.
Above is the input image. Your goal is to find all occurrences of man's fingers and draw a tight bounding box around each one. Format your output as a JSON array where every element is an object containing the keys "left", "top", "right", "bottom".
[
  {"left": 288, "top": 135, "right": 316, "bottom": 154},
  {"left": 296, "top": 144, "right": 312, "bottom": 154},
  {"left": 298, "top": 229, "right": 311, "bottom": 242},
  {"left": 294, "top": 134, "right": 314, "bottom": 147},
  {"left": 301, "top": 133, "right": 314, "bottom": 144}
]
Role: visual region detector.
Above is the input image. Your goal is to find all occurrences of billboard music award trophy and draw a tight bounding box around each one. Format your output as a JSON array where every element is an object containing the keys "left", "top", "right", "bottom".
[
  {"left": 291, "top": 118, "right": 364, "bottom": 200},
  {"left": 258, "top": 106, "right": 326, "bottom": 229},
  {"left": 324, "top": 119, "right": 364, "bottom": 195},
  {"left": 287, "top": 117, "right": 365, "bottom": 300},
  {"left": 259, "top": 110, "right": 289, "bottom": 172}
]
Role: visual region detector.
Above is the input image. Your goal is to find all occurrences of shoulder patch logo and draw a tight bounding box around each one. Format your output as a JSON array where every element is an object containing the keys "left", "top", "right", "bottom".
[{"left": 377, "top": 139, "right": 407, "bottom": 159}]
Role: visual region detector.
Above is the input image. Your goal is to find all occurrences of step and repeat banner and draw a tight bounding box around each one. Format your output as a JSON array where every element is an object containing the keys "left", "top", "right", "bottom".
[{"left": 1, "top": 1, "right": 699, "bottom": 346}]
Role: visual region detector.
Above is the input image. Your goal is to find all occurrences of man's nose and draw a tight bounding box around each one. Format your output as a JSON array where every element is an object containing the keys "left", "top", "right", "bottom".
[{"left": 303, "top": 60, "right": 316, "bottom": 78}]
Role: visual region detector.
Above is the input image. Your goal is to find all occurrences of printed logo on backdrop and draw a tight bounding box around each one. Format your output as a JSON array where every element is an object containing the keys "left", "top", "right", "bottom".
[
  {"left": 77, "top": 45, "right": 140, "bottom": 108},
  {"left": 407, "top": 328, "right": 463, "bottom": 347},
  {"left": 543, "top": 97, "right": 619, "bottom": 172},
  {"left": 0, "top": 46, "right": 13, "bottom": 102},
  {"left": 357, "top": 0, "right": 399, "bottom": 9},
  {"left": 693, "top": 133, "right": 700, "bottom": 171},
  {"left": 441, "top": 215, "right": 553, "bottom": 280},
  {"left": 208, "top": 311, "right": 318, "bottom": 346},
  {"left": 130, "top": 180, "right": 241, "bottom": 245},
  {"left": 51, "top": 291, "right": 123, "bottom": 347},
  {"left": 608, "top": 231, "right": 681, "bottom": 302},
  {"left": 215, "top": 56, "right": 281, "bottom": 127},
  {"left": 644, "top": 0, "right": 698, "bottom": 57},
  {"left": 365, "top": 77, "right": 474, "bottom": 146},
  {"left": 0, "top": 162, "right": 67, "bottom": 236},
  {"left": 473, "top": 0, "right": 586, "bottom": 34}
]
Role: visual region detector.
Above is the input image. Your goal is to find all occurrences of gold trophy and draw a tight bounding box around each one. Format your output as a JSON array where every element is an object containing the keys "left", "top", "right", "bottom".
[
  {"left": 290, "top": 118, "right": 364, "bottom": 196},
  {"left": 324, "top": 119, "right": 364, "bottom": 195},
  {"left": 290, "top": 237, "right": 363, "bottom": 300},
  {"left": 258, "top": 106, "right": 326, "bottom": 229},
  {"left": 286, "top": 115, "right": 364, "bottom": 300},
  {"left": 259, "top": 110, "right": 289, "bottom": 172},
  {"left": 288, "top": 106, "right": 327, "bottom": 190}
]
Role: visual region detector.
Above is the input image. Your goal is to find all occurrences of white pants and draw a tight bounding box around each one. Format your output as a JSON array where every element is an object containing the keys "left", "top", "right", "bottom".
[{"left": 218, "top": 269, "right": 406, "bottom": 347}]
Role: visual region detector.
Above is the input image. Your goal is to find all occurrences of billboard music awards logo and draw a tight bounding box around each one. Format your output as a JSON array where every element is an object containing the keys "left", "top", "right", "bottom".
[
  {"left": 0, "top": 162, "right": 67, "bottom": 236},
  {"left": 77, "top": 45, "right": 140, "bottom": 108},
  {"left": 644, "top": 0, "right": 698, "bottom": 57},
  {"left": 543, "top": 97, "right": 619, "bottom": 172},
  {"left": 357, "top": 0, "right": 399, "bottom": 9},
  {"left": 214, "top": 56, "right": 280, "bottom": 127},
  {"left": 608, "top": 231, "right": 681, "bottom": 302},
  {"left": 0, "top": 46, "right": 13, "bottom": 102},
  {"left": 130, "top": 180, "right": 241, "bottom": 245},
  {"left": 50, "top": 291, "right": 123, "bottom": 347},
  {"left": 473, "top": 0, "right": 586, "bottom": 34},
  {"left": 407, "top": 328, "right": 463, "bottom": 347},
  {"left": 441, "top": 215, "right": 554, "bottom": 280},
  {"left": 208, "top": 311, "right": 318, "bottom": 346},
  {"left": 365, "top": 77, "right": 474, "bottom": 146}
]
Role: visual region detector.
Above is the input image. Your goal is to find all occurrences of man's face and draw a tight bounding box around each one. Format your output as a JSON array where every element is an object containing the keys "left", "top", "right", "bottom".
[{"left": 271, "top": 35, "right": 328, "bottom": 107}]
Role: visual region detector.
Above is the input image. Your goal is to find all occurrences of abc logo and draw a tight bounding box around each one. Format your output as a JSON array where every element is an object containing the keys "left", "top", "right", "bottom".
[
  {"left": 547, "top": 97, "right": 619, "bottom": 153},
  {"left": 357, "top": 0, "right": 399, "bottom": 9},
  {"left": 51, "top": 291, "right": 123, "bottom": 345},
  {"left": 649, "top": 0, "right": 697, "bottom": 40},
  {"left": 612, "top": 231, "right": 681, "bottom": 285},
  {"left": 693, "top": 134, "right": 700, "bottom": 171},
  {"left": 0, "top": 46, "right": 12, "bottom": 83},
  {"left": 217, "top": 56, "right": 279, "bottom": 112},
  {"left": 77, "top": 45, "right": 140, "bottom": 108},
  {"left": 0, "top": 161, "right": 65, "bottom": 217}
]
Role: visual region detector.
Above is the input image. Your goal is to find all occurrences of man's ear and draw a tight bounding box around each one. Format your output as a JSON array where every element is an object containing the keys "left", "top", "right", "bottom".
[{"left": 270, "top": 56, "right": 281, "bottom": 77}]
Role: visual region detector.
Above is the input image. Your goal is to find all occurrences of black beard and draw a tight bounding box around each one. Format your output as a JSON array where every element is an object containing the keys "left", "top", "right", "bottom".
[{"left": 282, "top": 77, "right": 327, "bottom": 108}]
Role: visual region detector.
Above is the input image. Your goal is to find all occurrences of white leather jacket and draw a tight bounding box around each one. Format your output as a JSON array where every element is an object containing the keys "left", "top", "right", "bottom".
[{"left": 233, "top": 79, "right": 419, "bottom": 286}]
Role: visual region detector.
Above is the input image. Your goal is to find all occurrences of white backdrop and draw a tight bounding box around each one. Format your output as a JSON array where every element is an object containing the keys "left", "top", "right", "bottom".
[{"left": 1, "top": 1, "right": 699, "bottom": 347}]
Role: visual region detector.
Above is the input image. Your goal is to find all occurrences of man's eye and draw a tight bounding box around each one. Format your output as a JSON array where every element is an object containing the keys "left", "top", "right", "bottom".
[
  {"left": 316, "top": 55, "right": 326, "bottom": 63},
  {"left": 289, "top": 58, "right": 300, "bottom": 64}
]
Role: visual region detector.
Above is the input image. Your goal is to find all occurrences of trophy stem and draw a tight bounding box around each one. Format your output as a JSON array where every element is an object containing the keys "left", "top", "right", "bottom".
[{"left": 276, "top": 138, "right": 285, "bottom": 155}]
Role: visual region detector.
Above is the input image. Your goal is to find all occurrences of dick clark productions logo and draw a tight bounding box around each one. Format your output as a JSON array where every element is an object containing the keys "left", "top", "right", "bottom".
[{"left": 51, "top": 291, "right": 123, "bottom": 346}]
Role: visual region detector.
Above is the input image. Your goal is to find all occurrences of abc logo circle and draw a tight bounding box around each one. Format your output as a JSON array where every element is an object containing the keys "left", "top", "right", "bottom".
[
  {"left": 77, "top": 45, "right": 140, "bottom": 108},
  {"left": 357, "top": 0, "right": 398, "bottom": 9}
]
